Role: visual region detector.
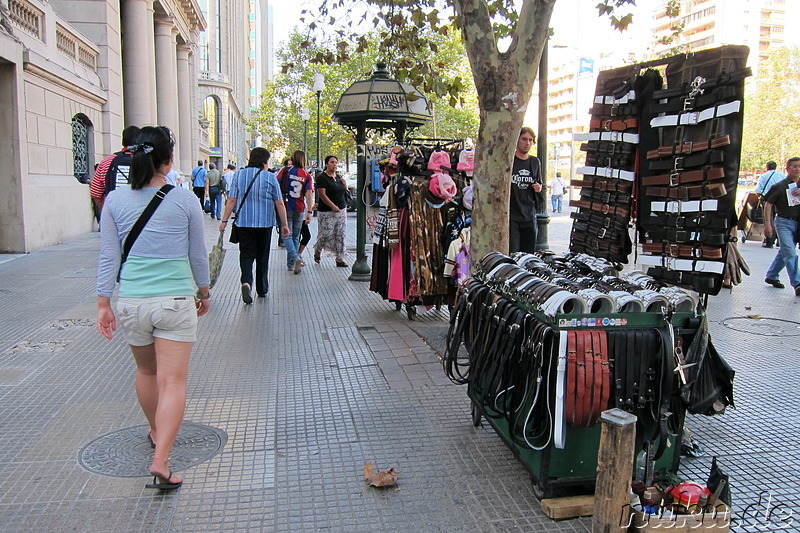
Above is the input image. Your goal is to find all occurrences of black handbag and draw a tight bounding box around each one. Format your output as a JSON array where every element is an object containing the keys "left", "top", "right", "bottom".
[{"left": 229, "top": 169, "right": 262, "bottom": 244}]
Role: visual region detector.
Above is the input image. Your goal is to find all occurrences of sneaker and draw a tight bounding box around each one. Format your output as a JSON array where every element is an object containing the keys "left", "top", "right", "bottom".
[
  {"left": 765, "top": 278, "right": 785, "bottom": 289},
  {"left": 796, "top": 285, "right": 800, "bottom": 297},
  {"left": 241, "top": 283, "right": 253, "bottom": 304},
  {"left": 293, "top": 259, "right": 302, "bottom": 274}
]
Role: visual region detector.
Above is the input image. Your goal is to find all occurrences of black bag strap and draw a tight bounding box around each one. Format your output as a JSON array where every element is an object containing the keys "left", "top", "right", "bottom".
[
  {"left": 233, "top": 169, "right": 263, "bottom": 225},
  {"left": 761, "top": 170, "right": 776, "bottom": 194},
  {"left": 122, "top": 184, "right": 174, "bottom": 265}
]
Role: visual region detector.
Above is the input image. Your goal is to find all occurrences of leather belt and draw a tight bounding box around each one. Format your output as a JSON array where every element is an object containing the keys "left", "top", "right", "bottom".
[
  {"left": 566, "top": 330, "right": 577, "bottom": 427},
  {"left": 643, "top": 228, "right": 727, "bottom": 246},
  {"left": 586, "top": 153, "right": 635, "bottom": 169},
  {"left": 650, "top": 199, "right": 719, "bottom": 214},
  {"left": 645, "top": 182, "right": 727, "bottom": 200},
  {"left": 582, "top": 189, "right": 631, "bottom": 206},
  {"left": 555, "top": 330, "right": 568, "bottom": 449},
  {"left": 571, "top": 199, "right": 630, "bottom": 218},
  {"left": 648, "top": 150, "right": 724, "bottom": 171},
  {"left": 647, "top": 267, "right": 718, "bottom": 292},
  {"left": 650, "top": 100, "right": 741, "bottom": 128},
  {"left": 590, "top": 117, "right": 639, "bottom": 131},
  {"left": 641, "top": 242, "right": 724, "bottom": 259},
  {"left": 581, "top": 140, "right": 637, "bottom": 156},
  {"left": 589, "top": 101, "right": 639, "bottom": 117},
  {"left": 637, "top": 254, "right": 725, "bottom": 274},
  {"left": 651, "top": 86, "right": 738, "bottom": 114},
  {"left": 646, "top": 212, "right": 729, "bottom": 231},
  {"left": 570, "top": 178, "right": 633, "bottom": 194},
  {"left": 594, "top": 90, "right": 636, "bottom": 105},
  {"left": 572, "top": 232, "right": 625, "bottom": 254},
  {"left": 642, "top": 166, "right": 726, "bottom": 186},
  {"left": 573, "top": 221, "right": 626, "bottom": 241},
  {"left": 570, "top": 210, "right": 629, "bottom": 232},
  {"left": 578, "top": 165, "right": 636, "bottom": 181},
  {"left": 652, "top": 67, "right": 751, "bottom": 100},
  {"left": 574, "top": 131, "right": 639, "bottom": 144},
  {"left": 646, "top": 135, "right": 731, "bottom": 160}
]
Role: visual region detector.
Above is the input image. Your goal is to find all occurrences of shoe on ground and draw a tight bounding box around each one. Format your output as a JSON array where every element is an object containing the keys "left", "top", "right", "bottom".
[
  {"left": 796, "top": 285, "right": 800, "bottom": 297},
  {"left": 765, "top": 278, "right": 785, "bottom": 289},
  {"left": 293, "top": 259, "right": 302, "bottom": 274},
  {"left": 241, "top": 283, "right": 253, "bottom": 304}
]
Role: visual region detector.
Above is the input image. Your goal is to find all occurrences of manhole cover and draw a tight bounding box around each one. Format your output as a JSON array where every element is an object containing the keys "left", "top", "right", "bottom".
[
  {"left": 720, "top": 316, "right": 800, "bottom": 337},
  {"left": 78, "top": 422, "right": 227, "bottom": 477}
]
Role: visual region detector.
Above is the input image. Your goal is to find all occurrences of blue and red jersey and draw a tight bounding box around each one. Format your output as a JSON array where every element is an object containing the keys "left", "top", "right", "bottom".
[{"left": 278, "top": 165, "right": 313, "bottom": 213}]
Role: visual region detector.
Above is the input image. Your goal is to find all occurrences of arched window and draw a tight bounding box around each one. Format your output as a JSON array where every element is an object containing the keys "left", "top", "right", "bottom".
[
  {"left": 204, "top": 95, "right": 220, "bottom": 148},
  {"left": 71, "top": 114, "right": 93, "bottom": 183}
]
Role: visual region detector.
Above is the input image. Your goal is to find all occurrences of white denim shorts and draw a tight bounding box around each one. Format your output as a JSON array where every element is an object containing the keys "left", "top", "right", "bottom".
[{"left": 116, "top": 296, "right": 198, "bottom": 346}]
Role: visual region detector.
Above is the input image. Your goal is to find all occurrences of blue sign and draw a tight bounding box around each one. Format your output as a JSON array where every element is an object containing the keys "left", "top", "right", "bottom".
[
  {"left": 210, "top": 147, "right": 223, "bottom": 157},
  {"left": 579, "top": 58, "right": 594, "bottom": 74}
]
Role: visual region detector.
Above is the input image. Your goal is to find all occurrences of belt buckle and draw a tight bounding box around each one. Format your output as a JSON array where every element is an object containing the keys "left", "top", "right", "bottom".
[
  {"left": 684, "top": 111, "right": 700, "bottom": 125},
  {"left": 602, "top": 119, "right": 613, "bottom": 131},
  {"left": 682, "top": 96, "right": 695, "bottom": 111},
  {"left": 597, "top": 227, "right": 607, "bottom": 239},
  {"left": 602, "top": 204, "right": 611, "bottom": 215},
  {"left": 681, "top": 140, "right": 694, "bottom": 154},
  {"left": 668, "top": 200, "right": 681, "bottom": 214},
  {"left": 673, "top": 156, "right": 685, "bottom": 172},
  {"left": 669, "top": 172, "right": 680, "bottom": 187},
  {"left": 669, "top": 244, "right": 680, "bottom": 257},
  {"left": 602, "top": 191, "right": 611, "bottom": 204},
  {"left": 603, "top": 217, "right": 612, "bottom": 228}
]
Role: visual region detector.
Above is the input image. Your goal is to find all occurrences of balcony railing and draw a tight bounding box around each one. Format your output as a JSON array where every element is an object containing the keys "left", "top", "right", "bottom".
[{"left": 9, "top": 0, "right": 43, "bottom": 40}]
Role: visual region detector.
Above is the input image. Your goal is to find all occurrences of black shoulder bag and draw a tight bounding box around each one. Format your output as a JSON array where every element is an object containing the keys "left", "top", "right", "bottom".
[
  {"left": 118, "top": 184, "right": 174, "bottom": 279},
  {"left": 229, "top": 169, "right": 262, "bottom": 244}
]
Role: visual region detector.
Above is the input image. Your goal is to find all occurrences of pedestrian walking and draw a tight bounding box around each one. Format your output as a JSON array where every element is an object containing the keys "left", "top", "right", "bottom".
[
  {"left": 89, "top": 125, "right": 140, "bottom": 215},
  {"left": 549, "top": 171, "right": 567, "bottom": 213},
  {"left": 755, "top": 161, "right": 786, "bottom": 248},
  {"left": 763, "top": 157, "right": 800, "bottom": 295},
  {"left": 190, "top": 160, "right": 207, "bottom": 205},
  {"left": 219, "top": 147, "right": 290, "bottom": 302},
  {"left": 205, "top": 163, "right": 223, "bottom": 220},
  {"left": 279, "top": 150, "right": 314, "bottom": 274},
  {"left": 313, "top": 155, "right": 349, "bottom": 267},
  {"left": 95, "top": 125, "right": 210, "bottom": 491}
]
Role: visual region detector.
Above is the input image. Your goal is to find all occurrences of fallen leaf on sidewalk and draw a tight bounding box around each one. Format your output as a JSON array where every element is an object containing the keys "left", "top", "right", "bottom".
[
  {"left": 746, "top": 314, "right": 762, "bottom": 319},
  {"left": 744, "top": 306, "right": 752, "bottom": 310},
  {"left": 364, "top": 463, "right": 397, "bottom": 487}
]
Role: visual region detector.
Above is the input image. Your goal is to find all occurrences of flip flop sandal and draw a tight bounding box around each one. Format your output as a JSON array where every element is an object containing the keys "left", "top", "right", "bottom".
[{"left": 146, "top": 470, "right": 182, "bottom": 491}]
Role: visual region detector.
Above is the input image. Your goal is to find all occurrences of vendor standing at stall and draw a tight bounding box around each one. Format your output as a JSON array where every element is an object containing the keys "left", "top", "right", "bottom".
[{"left": 509, "top": 127, "right": 543, "bottom": 253}]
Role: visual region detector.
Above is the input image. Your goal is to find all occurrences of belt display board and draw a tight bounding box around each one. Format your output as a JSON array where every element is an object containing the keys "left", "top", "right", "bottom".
[{"left": 570, "top": 46, "right": 750, "bottom": 295}]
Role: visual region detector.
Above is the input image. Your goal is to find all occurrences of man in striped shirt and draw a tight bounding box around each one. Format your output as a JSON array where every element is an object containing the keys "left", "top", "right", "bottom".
[{"left": 89, "top": 125, "right": 140, "bottom": 215}]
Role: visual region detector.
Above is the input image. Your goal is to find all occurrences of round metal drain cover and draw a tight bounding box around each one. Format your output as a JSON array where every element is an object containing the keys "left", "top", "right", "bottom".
[
  {"left": 720, "top": 316, "right": 800, "bottom": 337},
  {"left": 78, "top": 421, "right": 227, "bottom": 477}
]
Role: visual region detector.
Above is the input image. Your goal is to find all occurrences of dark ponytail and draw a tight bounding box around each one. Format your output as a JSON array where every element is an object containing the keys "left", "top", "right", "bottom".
[{"left": 128, "top": 126, "right": 174, "bottom": 190}]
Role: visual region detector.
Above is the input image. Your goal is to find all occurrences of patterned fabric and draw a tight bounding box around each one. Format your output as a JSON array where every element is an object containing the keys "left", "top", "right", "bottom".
[
  {"left": 228, "top": 167, "right": 282, "bottom": 228},
  {"left": 314, "top": 210, "right": 347, "bottom": 258}
]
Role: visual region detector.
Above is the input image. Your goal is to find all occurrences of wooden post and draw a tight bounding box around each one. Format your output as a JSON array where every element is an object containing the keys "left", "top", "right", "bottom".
[{"left": 593, "top": 408, "right": 637, "bottom": 533}]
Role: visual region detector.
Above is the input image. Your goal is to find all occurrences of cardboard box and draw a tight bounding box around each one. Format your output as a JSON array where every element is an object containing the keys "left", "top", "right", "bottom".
[{"left": 629, "top": 503, "right": 731, "bottom": 532}]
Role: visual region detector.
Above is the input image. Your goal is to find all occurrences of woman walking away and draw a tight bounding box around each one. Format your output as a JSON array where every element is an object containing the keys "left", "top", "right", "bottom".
[
  {"left": 281, "top": 150, "right": 313, "bottom": 274},
  {"left": 96, "top": 126, "right": 210, "bottom": 491},
  {"left": 314, "top": 155, "right": 349, "bottom": 267}
]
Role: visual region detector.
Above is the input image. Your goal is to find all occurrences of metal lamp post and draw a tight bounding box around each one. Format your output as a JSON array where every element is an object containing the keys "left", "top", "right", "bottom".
[
  {"left": 300, "top": 106, "right": 310, "bottom": 154},
  {"left": 332, "top": 63, "right": 432, "bottom": 281},
  {"left": 313, "top": 73, "right": 325, "bottom": 172}
]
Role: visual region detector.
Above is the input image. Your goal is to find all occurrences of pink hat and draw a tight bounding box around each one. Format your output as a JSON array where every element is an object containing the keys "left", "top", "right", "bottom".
[
  {"left": 427, "top": 150, "right": 451, "bottom": 171},
  {"left": 462, "top": 185, "right": 473, "bottom": 210},
  {"left": 429, "top": 172, "right": 457, "bottom": 202}
]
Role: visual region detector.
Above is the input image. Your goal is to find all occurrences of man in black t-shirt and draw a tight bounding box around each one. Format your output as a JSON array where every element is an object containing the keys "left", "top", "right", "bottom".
[
  {"left": 763, "top": 157, "right": 800, "bottom": 295},
  {"left": 509, "top": 127, "right": 543, "bottom": 253}
]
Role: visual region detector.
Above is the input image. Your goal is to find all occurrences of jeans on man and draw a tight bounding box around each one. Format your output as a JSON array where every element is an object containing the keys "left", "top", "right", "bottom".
[
  {"left": 509, "top": 219, "right": 538, "bottom": 254},
  {"left": 551, "top": 194, "right": 563, "bottom": 213},
  {"left": 284, "top": 210, "right": 304, "bottom": 268},
  {"left": 237, "top": 227, "right": 273, "bottom": 296},
  {"left": 209, "top": 186, "right": 222, "bottom": 219},
  {"left": 765, "top": 216, "right": 800, "bottom": 288}
]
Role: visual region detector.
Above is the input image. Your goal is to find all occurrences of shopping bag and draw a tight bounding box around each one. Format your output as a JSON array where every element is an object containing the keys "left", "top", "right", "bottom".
[
  {"left": 208, "top": 230, "right": 226, "bottom": 288},
  {"left": 204, "top": 199, "right": 211, "bottom": 213}
]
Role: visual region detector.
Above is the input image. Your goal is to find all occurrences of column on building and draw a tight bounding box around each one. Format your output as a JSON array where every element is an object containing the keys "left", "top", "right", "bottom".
[
  {"left": 154, "top": 17, "right": 179, "bottom": 132},
  {"left": 145, "top": 1, "right": 157, "bottom": 124},
  {"left": 121, "top": 0, "right": 155, "bottom": 127},
  {"left": 176, "top": 43, "right": 193, "bottom": 176}
]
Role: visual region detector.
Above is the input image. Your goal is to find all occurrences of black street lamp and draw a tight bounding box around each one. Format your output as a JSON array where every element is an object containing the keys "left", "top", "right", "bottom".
[
  {"left": 313, "top": 73, "right": 325, "bottom": 172},
  {"left": 300, "top": 106, "right": 310, "bottom": 154},
  {"left": 333, "top": 62, "right": 432, "bottom": 281}
]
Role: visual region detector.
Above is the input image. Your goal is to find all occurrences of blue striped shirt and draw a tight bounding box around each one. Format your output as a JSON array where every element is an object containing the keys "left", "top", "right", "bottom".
[{"left": 228, "top": 167, "right": 282, "bottom": 228}]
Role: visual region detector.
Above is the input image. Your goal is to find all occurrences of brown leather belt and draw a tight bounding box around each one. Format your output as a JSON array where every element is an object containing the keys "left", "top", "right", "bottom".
[
  {"left": 646, "top": 135, "right": 731, "bottom": 160},
  {"left": 641, "top": 242, "right": 724, "bottom": 259},
  {"left": 589, "top": 117, "right": 639, "bottom": 131},
  {"left": 572, "top": 232, "right": 625, "bottom": 254},
  {"left": 641, "top": 166, "right": 726, "bottom": 186},
  {"left": 646, "top": 182, "right": 727, "bottom": 200},
  {"left": 571, "top": 199, "right": 630, "bottom": 219},
  {"left": 566, "top": 330, "right": 610, "bottom": 428},
  {"left": 570, "top": 178, "right": 633, "bottom": 194}
]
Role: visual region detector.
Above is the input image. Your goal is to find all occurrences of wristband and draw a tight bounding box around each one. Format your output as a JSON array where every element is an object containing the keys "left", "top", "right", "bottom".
[
  {"left": 196, "top": 291, "right": 211, "bottom": 300},
  {"left": 221, "top": 220, "right": 229, "bottom": 223}
]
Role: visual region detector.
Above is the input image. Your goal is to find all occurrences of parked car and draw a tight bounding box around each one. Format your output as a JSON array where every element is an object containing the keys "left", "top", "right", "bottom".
[{"left": 344, "top": 172, "right": 357, "bottom": 212}]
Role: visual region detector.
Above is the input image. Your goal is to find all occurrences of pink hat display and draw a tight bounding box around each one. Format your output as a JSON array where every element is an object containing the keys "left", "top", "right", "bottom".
[
  {"left": 429, "top": 172, "right": 457, "bottom": 202},
  {"left": 457, "top": 149, "right": 475, "bottom": 177},
  {"left": 427, "top": 150, "right": 451, "bottom": 171}
]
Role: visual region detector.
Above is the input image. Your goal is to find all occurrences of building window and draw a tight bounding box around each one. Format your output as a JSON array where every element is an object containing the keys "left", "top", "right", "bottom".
[
  {"left": 71, "top": 114, "right": 92, "bottom": 183},
  {"left": 204, "top": 95, "right": 220, "bottom": 148}
]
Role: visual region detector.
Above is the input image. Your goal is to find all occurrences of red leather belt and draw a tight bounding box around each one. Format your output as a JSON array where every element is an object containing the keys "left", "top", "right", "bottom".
[
  {"left": 641, "top": 166, "right": 726, "bottom": 187},
  {"left": 566, "top": 330, "right": 611, "bottom": 428},
  {"left": 566, "top": 330, "right": 577, "bottom": 426},
  {"left": 641, "top": 242, "right": 724, "bottom": 259},
  {"left": 646, "top": 135, "right": 731, "bottom": 160},
  {"left": 570, "top": 178, "right": 633, "bottom": 194},
  {"left": 570, "top": 199, "right": 630, "bottom": 219},
  {"left": 589, "top": 117, "right": 639, "bottom": 131},
  {"left": 645, "top": 182, "right": 727, "bottom": 200}
]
